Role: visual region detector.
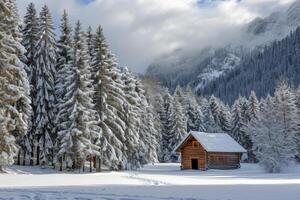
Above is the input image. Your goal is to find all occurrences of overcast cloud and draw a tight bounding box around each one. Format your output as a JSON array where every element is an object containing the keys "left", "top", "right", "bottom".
[{"left": 16, "top": 0, "right": 296, "bottom": 73}]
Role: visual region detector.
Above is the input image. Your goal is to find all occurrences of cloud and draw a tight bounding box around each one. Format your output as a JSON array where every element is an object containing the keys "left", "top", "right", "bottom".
[{"left": 16, "top": 0, "right": 296, "bottom": 73}]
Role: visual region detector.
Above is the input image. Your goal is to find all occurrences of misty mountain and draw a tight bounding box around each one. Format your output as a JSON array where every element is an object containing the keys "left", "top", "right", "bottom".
[
  {"left": 146, "top": 0, "right": 300, "bottom": 94},
  {"left": 201, "top": 26, "right": 300, "bottom": 104}
]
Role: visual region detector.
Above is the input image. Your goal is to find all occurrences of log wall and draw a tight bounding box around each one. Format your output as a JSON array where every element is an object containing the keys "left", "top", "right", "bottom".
[
  {"left": 207, "top": 152, "right": 241, "bottom": 169},
  {"left": 181, "top": 137, "right": 207, "bottom": 170}
]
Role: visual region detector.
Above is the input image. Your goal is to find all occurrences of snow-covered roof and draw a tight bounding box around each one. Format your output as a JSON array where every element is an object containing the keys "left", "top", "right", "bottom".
[{"left": 174, "top": 131, "right": 247, "bottom": 153}]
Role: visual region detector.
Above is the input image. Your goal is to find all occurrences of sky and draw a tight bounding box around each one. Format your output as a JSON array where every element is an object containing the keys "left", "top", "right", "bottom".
[{"left": 16, "top": 0, "right": 296, "bottom": 73}]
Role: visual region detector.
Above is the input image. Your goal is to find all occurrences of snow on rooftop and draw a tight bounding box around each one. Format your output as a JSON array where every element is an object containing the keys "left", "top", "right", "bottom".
[{"left": 175, "top": 131, "right": 247, "bottom": 153}]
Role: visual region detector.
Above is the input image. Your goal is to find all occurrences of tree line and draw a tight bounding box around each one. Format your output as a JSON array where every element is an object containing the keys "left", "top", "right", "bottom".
[
  {"left": 0, "top": 1, "right": 160, "bottom": 172},
  {"left": 0, "top": 0, "right": 298, "bottom": 174}
]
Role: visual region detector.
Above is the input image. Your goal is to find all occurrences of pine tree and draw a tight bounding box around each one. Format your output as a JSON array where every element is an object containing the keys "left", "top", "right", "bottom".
[
  {"left": 231, "top": 96, "right": 253, "bottom": 161},
  {"left": 187, "top": 103, "right": 205, "bottom": 132},
  {"left": 0, "top": 0, "right": 31, "bottom": 170},
  {"left": 247, "top": 91, "right": 259, "bottom": 121},
  {"left": 121, "top": 68, "right": 141, "bottom": 169},
  {"left": 86, "top": 26, "right": 94, "bottom": 63},
  {"left": 199, "top": 97, "right": 222, "bottom": 133},
  {"left": 169, "top": 97, "right": 187, "bottom": 161},
  {"left": 34, "top": 5, "right": 57, "bottom": 166},
  {"left": 55, "top": 10, "right": 72, "bottom": 109},
  {"left": 136, "top": 79, "right": 159, "bottom": 165},
  {"left": 160, "top": 91, "right": 175, "bottom": 162},
  {"left": 210, "top": 96, "right": 231, "bottom": 132},
  {"left": 249, "top": 82, "right": 298, "bottom": 173},
  {"left": 54, "top": 10, "right": 73, "bottom": 169},
  {"left": 21, "top": 2, "right": 39, "bottom": 82},
  {"left": 21, "top": 1, "right": 39, "bottom": 166},
  {"left": 92, "top": 25, "right": 126, "bottom": 170},
  {"left": 56, "top": 21, "right": 100, "bottom": 170}
]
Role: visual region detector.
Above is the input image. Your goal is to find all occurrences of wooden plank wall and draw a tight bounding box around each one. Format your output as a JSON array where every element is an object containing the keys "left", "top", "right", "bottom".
[
  {"left": 181, "top": 137, "right": 207, "bottom": 170},
  {"left": 207, "top": 152, "right": 241, "bottom": 169}
]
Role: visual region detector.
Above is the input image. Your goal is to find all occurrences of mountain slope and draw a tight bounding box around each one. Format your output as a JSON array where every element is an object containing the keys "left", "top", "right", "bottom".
[
  {"left": 201, "top": 27, "right": 300, "bottom": 104},
  {"left": 146, "top": 1, "right": 300, "bottom": 93}
]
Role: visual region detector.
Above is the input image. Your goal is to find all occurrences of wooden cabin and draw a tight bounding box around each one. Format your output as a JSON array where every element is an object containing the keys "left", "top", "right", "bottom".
[{"left": 174, "top": 131, "right": 247, "bottom": 170}]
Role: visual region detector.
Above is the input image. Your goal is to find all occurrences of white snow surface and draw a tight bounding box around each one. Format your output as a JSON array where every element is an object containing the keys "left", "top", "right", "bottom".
[
  {"left": 1, "top": 163, "right": 300, "bottom": 200},
  {"left": 176, "top": 131, "right": 247, "bottom": 153}
]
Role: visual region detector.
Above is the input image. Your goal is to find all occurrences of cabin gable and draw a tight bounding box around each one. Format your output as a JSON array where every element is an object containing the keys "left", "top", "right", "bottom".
[{"left": 180, "top": 136, "right": 207, "bottom": 170}]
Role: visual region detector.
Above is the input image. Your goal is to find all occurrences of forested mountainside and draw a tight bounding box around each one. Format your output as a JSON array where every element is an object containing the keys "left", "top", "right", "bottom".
[
  {"left": 199, "top": 27, "right": 300, "bottom": 104},
  {"left": 146, "top": 0, "right": 300, "bottom": 96}
]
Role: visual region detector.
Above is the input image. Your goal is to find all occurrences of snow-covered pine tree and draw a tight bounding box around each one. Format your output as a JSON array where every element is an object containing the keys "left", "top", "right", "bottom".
[
  {"left": 136, "top": 79, "right": 159, "bottom": 165},
  {"left": 21, "top": 2, "right": 39, "bottom": 82},
  {"left": 56, "top": 21, "right": 100, "bottom": 170},
  {"left": 247, "top": 91, "right": 259, "bottom": 121},
  {"left": 55, "top": 10, "right": 72, "bottom": 109},
  {"left": 199, "top": 97, "right": 222, "bottom": 133},
  {"left": 231, "top": 96, "right": 253, "bottom": 161},
  {"left": 121, "top": 68, "right": 141, "bottom": 169},
  {"left": 160, "top": 91, "right": 174, "bottom": 162},
  {"left": 34, "top": 5, "right": 57, "bottom": 166},
  {"left": 86, "top": 26, "right": 94, "bottom": 63},
  {"left": 0, "top": 0, "right": 31, "bottom": 170},
  {"left": 54, "top": 10, "right": 74, "bottom": 169},
  {"left": 218, "top": 103, "right": 232, "bottom": 132},
  {"left": 249, "top": 82, "right": 298, "bottom": 173},
  {"left": 187, "top": 102, "right": 205, "bottom": 132},
  {"left": 209, "top": 96, "right": 231, "bottom": 133},
  {"left": 169, "top": 97, "right": 187, "bottom": 161},
  {"left": 91, "top": 25, "right": 126, "bottom": 170},
  {"left": 21, "top": 2, "right": 39, "bottom": 165}
]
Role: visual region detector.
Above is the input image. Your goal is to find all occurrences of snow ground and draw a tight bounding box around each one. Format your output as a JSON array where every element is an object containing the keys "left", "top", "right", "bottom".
[{"left": 0, "top": 163, "right": 300, "bottom": 200}]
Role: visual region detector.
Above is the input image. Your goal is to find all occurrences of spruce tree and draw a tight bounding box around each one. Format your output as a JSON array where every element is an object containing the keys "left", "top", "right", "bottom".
[
  {"left": 160, "top": 91, "right": 176, "bottom": 162},
  {"left": 54, "top": 10, "right": 73, "bottom": 169},
  {"left": 92, "top": 25, "right": 126, "bottom": 170},
  {"left": 56, "top": 21, "right": 100, "bottom": 170},
  {"left": 21, "top": 2, "right": 39, "bottom": 82},
  {"left": 136, "top": 79, "right": 159, "bottom": 165},
  {"left": 247, "top": 91, "right": 259, "bottom": 121},
  {"left": 86, "top": 26, "right": 94, "bottom": 63},
  {"left": 121, "top": 68, "right": 141, "bottom": 169},
  {"left": 0, "top": 0, "right": 31, "bottom": 170},
  {"left": 34, "top": 5, "right": 57, "bottom": 166},
  {"left": 199, "top": 97, "right": 222, "bottom": 133},
  {"left": 249, "top": 82, "right": 298, "bottom": 172},
  {"left": 21, "top": 2, "right": 39, "bottom": 165}
]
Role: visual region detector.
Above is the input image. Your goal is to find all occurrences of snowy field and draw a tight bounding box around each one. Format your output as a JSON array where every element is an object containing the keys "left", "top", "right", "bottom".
[{"left": 0, "top": 163, "right": 300, "bottom": 200}]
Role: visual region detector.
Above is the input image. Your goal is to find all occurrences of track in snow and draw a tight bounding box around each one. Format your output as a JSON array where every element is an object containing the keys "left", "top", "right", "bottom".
[{"left": 0, "top": 189, "right": 203, "bottom": 200}]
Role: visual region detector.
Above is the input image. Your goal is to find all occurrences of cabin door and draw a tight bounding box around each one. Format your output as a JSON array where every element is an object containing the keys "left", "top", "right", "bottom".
[{"left": 191, "top": 159, "right": 198, "bottom": 170}]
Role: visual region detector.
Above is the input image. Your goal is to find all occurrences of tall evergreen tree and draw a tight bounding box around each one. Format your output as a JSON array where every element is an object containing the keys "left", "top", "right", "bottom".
[
  {"left": 249, "top": 82, "right": 298, "bottom": 173},
  {"left": 34, "top": 5, "right": 57, "bottom": 166},
  {"left": 138, "top": 94, "right": 159, "bottom": 165},
  {"left": 54, "top": 10, "right": 73, "bottom": 169},
  {"left": 21, "top": 2, "right": 39, "bottom": 82},
  {"left": 86, "top": 26, "right": 94, "bottom": 63},
  {"left": 21, "top": 2, "right": 39, "bottom": 165},
  {"left": 0, "top": 0, "right": 31, "bottom": 170},
  {"left": 121, "top": 68, "right": 141, "bottom": 169},
  {"left": 247, "top": 91, "right": 259, "bottom": 121},
  {"left": 56, "top": 21, "right": 100, "bottom": 170},
  {"left": 92, "top": 25, "right": 126, "bottom": 170}
]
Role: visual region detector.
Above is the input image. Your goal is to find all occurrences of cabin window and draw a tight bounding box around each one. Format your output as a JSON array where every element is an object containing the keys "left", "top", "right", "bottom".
[{"left": 192, "top": 141, "right": 199, "bottom": 148}]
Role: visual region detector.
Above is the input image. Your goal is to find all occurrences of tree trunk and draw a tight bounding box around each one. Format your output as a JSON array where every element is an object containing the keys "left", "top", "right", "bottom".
[
  {"left": 60, "top": 156, "right": 63, "bottom": 171},
  {"left": 36, "top": 145, "right": 40, "bottom": 166},
  {"left": 23, "top": 150, "right": 26, "bottom": 166},
  {"left": 30, "top": 144, "right": 34, "bottom": 166},
  {"left": 97, "top": 156, "right": 101, "bottom": 172},
  {"left": 90, "top": 155, "right": 92, "bottom": 173},
  {"left": 17, "top": 151, "right": 21, "bottom": 165},
  {"left": 83, "top": 159, "right": 85, "bottom": 173}
]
